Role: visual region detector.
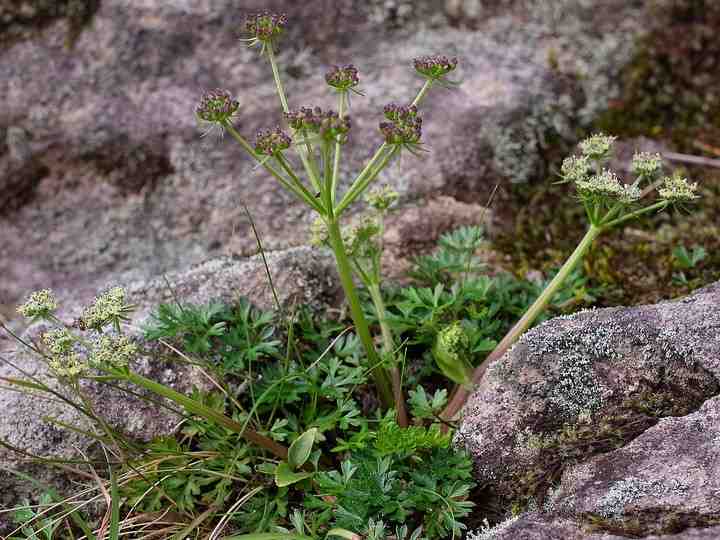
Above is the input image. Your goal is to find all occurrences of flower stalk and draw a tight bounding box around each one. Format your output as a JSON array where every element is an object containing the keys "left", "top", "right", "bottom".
[
  {"left": 440, "top": 135, "right": 698, "bottom": 423},
  {"left": 326, "top": 219, "right": 394, "bottom": 407}
]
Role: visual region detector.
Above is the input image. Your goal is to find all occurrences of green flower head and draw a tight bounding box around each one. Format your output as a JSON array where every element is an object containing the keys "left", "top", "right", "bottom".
[
  {"left": 17, "top": 289, "right": 58, "bottom": 321},
  {"left": 631, "top": 152, "right": 663, "bottom": 179},
  {"left": 309, "top": 217, "right": 328, "bottom": 247},
  {"left": 365, "top": 184, "right": 399, "bottom": 212},
  {"left": 433, "top": 323, "right": 472, "bottom": 385},
  {"left": 42, "top": 329, "right": 86, "bottom": 378},
  {"left": 579, "top": 133, "right": 616, "bottom": 161},
  {"left": 91, "top": 335, "right": 137, "bottom": 370},
  {"left": 81, "top": 287, "right": 134, "bottom": 331}
]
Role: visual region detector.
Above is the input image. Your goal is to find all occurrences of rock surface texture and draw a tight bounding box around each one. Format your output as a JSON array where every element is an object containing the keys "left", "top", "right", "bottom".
[
  {"left": 0, "top": 0, "right": 645, "bottom": 309},
  {"left": 459, "top": 282, "right": 720, "bottom": 539}
]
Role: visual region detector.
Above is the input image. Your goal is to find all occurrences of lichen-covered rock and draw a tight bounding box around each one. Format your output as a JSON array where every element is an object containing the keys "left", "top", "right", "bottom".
[
  {"left": 0, "top": 0, "right": 645, "bottom": 309},
  {"left": 470, "top": 512, "right": 720, "bottom": 540},
  {"left": 457, "top": 282, "right": 720, "bottom": 537}
]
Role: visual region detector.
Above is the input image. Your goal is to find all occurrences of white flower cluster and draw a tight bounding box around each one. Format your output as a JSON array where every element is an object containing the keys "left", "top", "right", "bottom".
[
  {"left": 42, "top": 329, "right": 86, "bottom": 378},
  {"left": 17, "top": 289, "right": 58, "bottom": 320},
  {"left": 579, "top": 133, "right": 617, "bottom": 159},
  {"left": 560, "top": 155, "right": 592, "bottom": 183},
  {"left": 91, "top": 335, "right": 137, "bottom": 369},
  {"left": 658, "top": 173, "right": 699, "bottom": 203},
  {"left": 631, "top": 151, "right": 662, "bottom": 178},
  {"left": 81, "top": 287, "right": 130, "bottom": 330},
  {"left": 575, "top": 169, "right": 641, "bottom": 204}
]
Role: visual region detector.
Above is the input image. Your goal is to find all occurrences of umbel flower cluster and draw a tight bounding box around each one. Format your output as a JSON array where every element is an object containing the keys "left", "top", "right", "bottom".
[
  {"left": 16, "top": 287, "right": 137, "bottom": 378},
  {"left": 380, "top": 104, "right": 423, "bottom": 149},
  {"left": 285, "top": 107, "right": 352, "bottom": 144},
  {"left": 244, "top": 10, "right": 287, "bottom": 46},
  {"left": 561, "top": 133, "right": 698, "bottom": 227},
  {"left": 255, "top": 127, "right": 292, "bottom": 156},
  {"left": 196, "top": 88, "right": 240, "bottom": 125},
  {"left": 413, "top": 54, "right": 458, "bottom": 84},
  {"left": 325, "top": 64, "right": 361, "bottom": 93}
]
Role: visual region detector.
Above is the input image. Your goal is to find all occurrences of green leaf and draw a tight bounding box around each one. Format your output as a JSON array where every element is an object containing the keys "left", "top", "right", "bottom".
[
  {"left": 288, "top": 428, "right": 317, "bottom": 470},
  {"left": 275, "top": 462, "right": 313, "bottom": 487},
  {"left": 327, "top": 529, "right": 361, "bottom": 540},
  {"left": 110, "top": 469, "right": 120, "bottom": 540}
]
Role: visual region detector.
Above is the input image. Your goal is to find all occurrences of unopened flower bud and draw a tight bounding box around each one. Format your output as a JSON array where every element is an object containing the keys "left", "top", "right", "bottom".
[
  {"left": 325, "top": 64, "right": 360, "bottom": 92},
  {"left": 196, "top": 89, "right": 239, "bottom": 125},
  {"left": 433, "top": 323, "right": 472, "bottom": 385},
  {"left": 413, "top": 54, "right": 458, "bottom": 81},
  {"left": 255, "top": 127, "right": 292, "bottom": 156},
  {"left": 365, "top": 184, "right": 399, "bottom": 211}
]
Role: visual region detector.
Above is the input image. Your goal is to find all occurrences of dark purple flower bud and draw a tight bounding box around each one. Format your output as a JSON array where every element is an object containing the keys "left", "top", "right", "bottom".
[
  {"left": 245, "top": 10, "right": 288, "bottom": 44},
  {"left": 196, "top": 89, "right": 240, "bottom": 124},
  {"left": 254, "top": 127, "right": 292, "bottom": 156},
  {"left": 413, "top": 54, "right": 458, "bottom": 81},
  {"left": 325, "top": 64, "right": 360, "bottom": 92},
  {"left": 380, "top": 103, "right": 422, "bottom": 146},
  {"left": 285, "top": 106, "right": 351, "bottom": 144}
]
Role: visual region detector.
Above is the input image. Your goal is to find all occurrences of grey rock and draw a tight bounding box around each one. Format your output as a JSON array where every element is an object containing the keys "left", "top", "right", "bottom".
[
  {"left": 457, "top": 283, "right": 720, "bottom": 537},
  {"left": 0, "top": 0, "right": 645, "bottom": 309},
  {"left": 470, "top": 512, "right": 720, "bottom": 539}
]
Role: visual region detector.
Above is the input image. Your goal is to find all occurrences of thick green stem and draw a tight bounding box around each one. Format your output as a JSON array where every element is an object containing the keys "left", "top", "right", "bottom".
[
  {"left": 331, "top": 92, "right": 346, "bottom": 205},
  {"left": 325, "top": 220, "right": 394, "bottom": 407},
  {"left": 121, "top": 370, "right": 289, "bottom": 460},
  {"left": 441, "top": 225, "right": 603, "bottom": 422},
  {"left": 367, "top": 283, "right": 408, "bottom": 426},
  {"left": 322, "top": 140, "right": 334, "bottom": 216}
]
